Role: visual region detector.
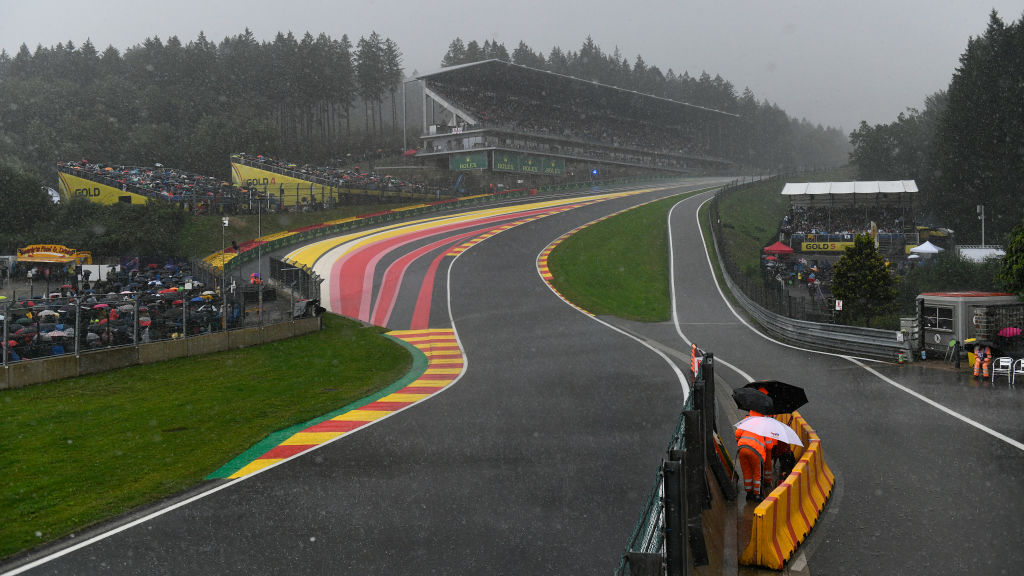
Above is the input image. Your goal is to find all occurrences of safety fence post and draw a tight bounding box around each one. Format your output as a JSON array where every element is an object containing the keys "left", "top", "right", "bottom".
[
  {"left": 683, "top": 410, "right": 709, "bottom": 566},
  {"left": 700, "top": 353, "right": 721, "bottom": 505},
  {"left": 662, "top": 458, "right": 686, "bottom": 576}
]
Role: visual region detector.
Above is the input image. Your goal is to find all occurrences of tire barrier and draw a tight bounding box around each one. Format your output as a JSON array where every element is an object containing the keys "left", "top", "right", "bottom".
[{"left": 739, "top": 411, "right": 835, "bottom": 569}]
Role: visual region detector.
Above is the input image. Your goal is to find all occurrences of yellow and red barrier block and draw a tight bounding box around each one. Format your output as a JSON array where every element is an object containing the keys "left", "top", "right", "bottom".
[{"left": 739, "top": 412, "right": 835, "bottom": 569}]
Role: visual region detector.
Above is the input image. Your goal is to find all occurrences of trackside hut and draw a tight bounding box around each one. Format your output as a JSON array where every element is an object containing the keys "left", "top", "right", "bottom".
[{"left": 917, "top": 292, "right": 1021, "bottom": 356}]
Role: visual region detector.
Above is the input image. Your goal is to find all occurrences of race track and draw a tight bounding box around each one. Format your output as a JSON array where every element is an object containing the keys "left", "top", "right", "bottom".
[{"left": 5, "top": 180, "right": 1023, "bottom": 575}]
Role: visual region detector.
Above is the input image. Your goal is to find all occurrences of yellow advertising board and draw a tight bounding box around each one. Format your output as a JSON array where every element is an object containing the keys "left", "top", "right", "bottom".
[
  {"left": 231, "top": 162, "right": 340, "bottom": 207},
  {"left": 57, "top": 171, "right": 150, "bottom": 205},
  {"left": 17, "top": 244, "right": 92, "bottom": 264},
  {"left": 801, "top": 241, "right": 854, "bottom": 252},
  {"left": 230, "top": 162, "right": 421, "bottom": 206}
]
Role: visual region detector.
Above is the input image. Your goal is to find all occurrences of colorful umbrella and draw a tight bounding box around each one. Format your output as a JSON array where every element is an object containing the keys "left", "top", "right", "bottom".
[{"left": 997, "top": 327, "right": 1021, "bottom": 338}]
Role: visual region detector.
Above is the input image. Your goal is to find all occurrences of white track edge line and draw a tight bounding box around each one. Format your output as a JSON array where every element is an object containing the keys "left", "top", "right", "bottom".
[{"left": 679, "top": 194, "right": 1024, "bottom": 453}]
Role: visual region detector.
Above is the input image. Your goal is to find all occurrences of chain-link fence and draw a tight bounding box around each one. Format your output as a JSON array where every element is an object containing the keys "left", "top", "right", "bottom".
[
  {"left": 1, "top": 271, "right": 309, "bottom": 366},
  {"left": 709, "top": 180, "right": 836, "bottom": 324}
]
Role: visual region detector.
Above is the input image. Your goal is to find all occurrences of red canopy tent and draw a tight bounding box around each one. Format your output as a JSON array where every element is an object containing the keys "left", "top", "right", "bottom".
[{"left": 763, "top": 241, "right": 795, "bottom": 255}]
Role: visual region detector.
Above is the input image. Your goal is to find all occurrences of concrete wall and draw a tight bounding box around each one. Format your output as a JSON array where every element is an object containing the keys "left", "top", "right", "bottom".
[{"left": 1, "top": 316, "right": 321, "bottom": 390}]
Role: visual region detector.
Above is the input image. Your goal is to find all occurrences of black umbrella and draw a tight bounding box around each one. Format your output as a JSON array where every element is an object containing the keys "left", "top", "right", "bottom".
[
  {"left": 732, "top": 387, "right": 774, "bottom": 414},
  {"left": 744, "top": 380, "right": 808, "bottom": 414}
]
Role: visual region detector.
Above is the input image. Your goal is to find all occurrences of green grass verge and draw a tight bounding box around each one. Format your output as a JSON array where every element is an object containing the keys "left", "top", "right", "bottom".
[
  {"left": 0, "top": 314, "right": 411, "bottom": 561},
  {"left": 547, "top": 192, "right": 703, "bottom": 321},
  {"left": 716, "top": 181, "right": 790, "bottom": 281},
  {"left": 716, "top": 168, "right": 857, "bottom": 282}
]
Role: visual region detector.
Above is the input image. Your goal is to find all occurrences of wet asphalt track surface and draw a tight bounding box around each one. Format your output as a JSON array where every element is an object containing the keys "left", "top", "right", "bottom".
[{"left": 5, "top": 181, "right": 1023, "bottom": 575}]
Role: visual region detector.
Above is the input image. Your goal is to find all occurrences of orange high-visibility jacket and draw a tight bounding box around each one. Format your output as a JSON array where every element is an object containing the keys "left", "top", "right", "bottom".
[{"left": 736, "top": 429, "right": 776, "bottom": 461}]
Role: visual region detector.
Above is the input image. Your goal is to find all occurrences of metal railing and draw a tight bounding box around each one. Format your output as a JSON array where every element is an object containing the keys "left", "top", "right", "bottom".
[
  {"left": 2, "top": 275, "right": 297, "bottom": 368},
  {"left": 617, "top": 354, "right": 733, "bottom": 576},
  {"left": 708, "top": 187, "right": 904, "bottom": 360}
]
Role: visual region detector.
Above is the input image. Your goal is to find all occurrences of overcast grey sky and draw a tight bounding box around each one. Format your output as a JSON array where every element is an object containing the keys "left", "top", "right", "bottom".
[{"left": 2, "top": 1, "right": 1020, "bottom": 133}]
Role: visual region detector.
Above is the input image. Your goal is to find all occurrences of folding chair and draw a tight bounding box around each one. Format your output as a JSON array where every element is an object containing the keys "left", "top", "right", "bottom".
[
  {"left": 991, "top": 357, "right": 1014, "bottom": 385},
  {"left": 1010, "top": 359, "right": 1024, "bottom": 389},
  {"left": 944, "top": 340, "right": 958, "bottom": 363}
]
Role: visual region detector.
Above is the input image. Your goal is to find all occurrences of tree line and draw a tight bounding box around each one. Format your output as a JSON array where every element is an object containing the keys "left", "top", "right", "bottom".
[
  {"left": 439, "top": 36, "right": 850, "bottom": 172},
  {"left": 0, "top": 28, "right": 854, "bottom": 260},
  {"left": 0, "top": 28, "right": 404, "bottom": 181},
  {"left": 848, "top": 10, "right": 1024, "bottom": 247}
]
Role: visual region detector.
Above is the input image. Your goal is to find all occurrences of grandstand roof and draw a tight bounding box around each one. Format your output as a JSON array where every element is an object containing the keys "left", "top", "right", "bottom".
[
  {"left": 781, "top": 181, "right": 918, "bottom": 195},
  {"left": 416, "top": 59, "right": 738, "bottom": 121}
]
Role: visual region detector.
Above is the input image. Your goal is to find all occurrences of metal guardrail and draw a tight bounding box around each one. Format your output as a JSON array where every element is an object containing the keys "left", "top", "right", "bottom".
[
  {"left": 708, "top": 187, "right": 904, "bottom": 361},
  {"left": 617, "top": 354, "right": 732, "bottom": 576}
]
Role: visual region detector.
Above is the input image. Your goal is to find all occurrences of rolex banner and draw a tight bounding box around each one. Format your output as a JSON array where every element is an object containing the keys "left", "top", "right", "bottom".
[
  {"left": 449, "top": 152, "right": 488, "bottom": 171},
  {"left": 491, "top": 152, "right": 564, "bottom": 176}
]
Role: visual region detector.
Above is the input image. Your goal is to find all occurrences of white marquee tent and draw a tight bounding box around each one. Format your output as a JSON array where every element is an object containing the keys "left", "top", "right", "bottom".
[
  {"left": 781, "top": 181, "right": 918, "bottom": 208},
  {"left": 910, "top": 241, "right": 944, "bottom": 254}
]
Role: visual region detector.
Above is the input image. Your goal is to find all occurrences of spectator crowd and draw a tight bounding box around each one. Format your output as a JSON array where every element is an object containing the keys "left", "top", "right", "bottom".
[
  {"left": 232, "top": 153, "right": 428, "bottom": 197},
  {"left": 58, "top": 160, "right": 251, "bottom": 214},
  {"left": 426, "top": 78, "right": 722, "bottom": 168},
  {"left": 1, "top": 262, "right": 252, "bottom": 362},
  {"left": 781, "top": 206, "right": 912, "bottom": 241}
]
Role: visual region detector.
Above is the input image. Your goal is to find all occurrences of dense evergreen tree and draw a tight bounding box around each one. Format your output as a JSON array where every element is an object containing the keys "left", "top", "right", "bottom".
[
  {"left": 927, "top": 10, "right": 1024, "bottom": 244},
  {"left": 998, "top": 215, "right": 1024, "bottom": 297},
  {"left": 831, "top": 234, "right": 898, "bottom": 326},
  {"left": 851, "top": 10, "right": 1023, "bottom": 244},
  {"left": 0, "top": 29, "right": 405, "bottom": 181},
  {"left": 849, "top": 91, "right": 947, "bottom": 181}
]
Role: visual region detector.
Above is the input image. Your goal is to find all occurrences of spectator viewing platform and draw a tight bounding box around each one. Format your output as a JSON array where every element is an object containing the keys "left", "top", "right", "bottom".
[
  {"left": 778, "top": 181, "right": 919, "bottom": 254},
  {"left": 57, "top": 160, "right": 252, "bottom": 214},
  {"left": 230, "top": 153, "right": 433, "bottom": 209},
  {"left": 410, "top": 60, "right": 739, "bottom": 177}
]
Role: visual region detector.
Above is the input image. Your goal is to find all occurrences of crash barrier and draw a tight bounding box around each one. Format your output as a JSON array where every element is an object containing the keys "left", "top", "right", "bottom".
[
  {"left": 616, "top": 353, "right": 737, "bottom": 576},
  {"left": 537, "top": 174, "right": 676, "bottom": 193},
  {"left": 1, "top": 315, "right": 319, "bottom": 390},
  {"left": 707, "top": 190, "right": 904, "bottom": 361},
  {"left": 739, "top": 412, "right": 835, "bottom": 569}
]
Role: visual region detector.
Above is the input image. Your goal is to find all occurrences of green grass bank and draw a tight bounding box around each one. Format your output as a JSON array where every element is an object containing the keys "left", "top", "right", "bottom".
[{"left": 0, "top": 314, "right": 410, "bottom": 561}]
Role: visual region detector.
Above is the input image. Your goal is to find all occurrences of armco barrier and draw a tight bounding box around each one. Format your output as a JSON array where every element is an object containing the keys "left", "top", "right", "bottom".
[
  {"left": 739, "top": 412, "right": 835, "bottom": 569},
  {"left": 707, "top": 193, "right": 904, "bottom": 360}
]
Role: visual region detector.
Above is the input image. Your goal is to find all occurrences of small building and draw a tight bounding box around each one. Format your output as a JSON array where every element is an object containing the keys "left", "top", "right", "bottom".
[{"left": 917, "top": 292, "right": 1022, "bottom": 356}]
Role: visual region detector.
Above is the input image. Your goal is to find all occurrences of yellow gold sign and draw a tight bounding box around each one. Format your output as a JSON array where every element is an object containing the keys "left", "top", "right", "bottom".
[{"left": 801, "top": 241, "right": 854, "bottom": 252}]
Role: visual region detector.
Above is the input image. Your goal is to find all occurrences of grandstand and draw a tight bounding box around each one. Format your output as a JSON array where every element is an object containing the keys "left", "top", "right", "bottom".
[
  {"left": 57, "top": 160, "right": 254, "bottom": 213},
  {"left": 410, "top": 59, "right": 739, "bottom": 181},
  {"left": 230, "top": 153, "right": 432, "bottom": 208},
  {"left": 778, "top": 181, "right": 919, "bottom": 256}
]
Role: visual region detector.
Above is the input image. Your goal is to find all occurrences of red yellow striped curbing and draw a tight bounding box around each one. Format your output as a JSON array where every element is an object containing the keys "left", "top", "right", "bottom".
[{"left": 224, "top": 329, "right": 463, "bottom": 479}]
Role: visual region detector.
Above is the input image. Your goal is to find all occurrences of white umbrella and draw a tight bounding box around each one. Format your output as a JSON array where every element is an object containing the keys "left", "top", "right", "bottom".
[{"left": 734, "top": 416, "right": 804, "bottom": 447}]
